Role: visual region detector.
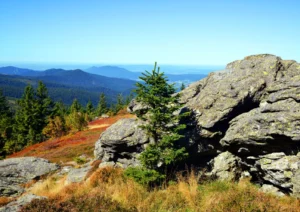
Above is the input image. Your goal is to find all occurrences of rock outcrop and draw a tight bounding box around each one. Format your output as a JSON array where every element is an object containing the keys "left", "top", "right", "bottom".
[
  {"left": 0, "top": 157, "right": 59, "bottom": 197},
  {"left": 94, "top": 118, "right": 149, "bottom": 168},
  {"left": 94, "top": 54, "right": 300, "bottom": 196}
]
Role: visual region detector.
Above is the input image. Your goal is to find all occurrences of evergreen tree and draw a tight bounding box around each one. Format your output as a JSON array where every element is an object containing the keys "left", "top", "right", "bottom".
[
  {"left": 14, "top": 85, "right": 37, "bottom": 148},
  {"left": 13, "top": 82, "right": 53, "bottom": 150},
  {"left": 0, "top": 90, "right": 13, "bottom": 158},
  {"left": 35, "top": 81, "right": 54, "bottom": 141},
  {"left": 115, "top": 94, "right": 124, "bottom": 113},
  {"left": 52, "top": 101, "right": 67, "bottom": 118},
  {"left": 86, "top": 100, "right": 94, "bottom": 115},
  {"left": 66, "top": 98, "right": 88, "bottom": 132},
  {"left": 96, "top": 93, "right": 108, "bottom": 116},
  {"left": 44, "top": 101, "right": 68, "bottom": 139},
  {"left": 70, "top": 99, "right": 81, "bottom": 113},
  {"left": 125, "top": 62, "right": 188, "bottom": 185}
]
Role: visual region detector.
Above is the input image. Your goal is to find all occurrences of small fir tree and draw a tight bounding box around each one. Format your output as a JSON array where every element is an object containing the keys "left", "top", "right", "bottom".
[
  {"left": 66, "top": 99, "right": 88, "bottom": 132},
  {"left": 116, "top": 94, "right": 124, "bottom": 112},
  {"left": 125, "top": 62, "right": 188, "bottom": 186},
  {"left": 96, "top": 93, "right": 108, "bottom": 116}
]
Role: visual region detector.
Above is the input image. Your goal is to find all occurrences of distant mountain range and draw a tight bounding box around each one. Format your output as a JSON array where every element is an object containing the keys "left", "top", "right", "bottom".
[
  {"left": 85, "top": 66, "right": 207, "bottom": 83},
  {"left": 0, "top": 66, "right": 137, "bottom": 106},
  {"left": 0, "top": 65, "right": 207, "bottom": 106}
]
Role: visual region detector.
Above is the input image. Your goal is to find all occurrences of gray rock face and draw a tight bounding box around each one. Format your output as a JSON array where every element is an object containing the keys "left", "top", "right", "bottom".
[
  {"left": 0, "top": 194, "right": 45, "bottom": 212},
  {"left": 0, "top": 157, "right": 59, "bottom": 197},
  {"left": 254, "top": 152, "right": 300, "bottom": 195},
  {"left": 208, "top": 151, "right": 242, "bottom": 181},
  {"left": 66, "top": 162, "right": 93, "bottom": 184},
  {"left": 292, "top": 169, "right": 300, "bottom": 198},
  {"left": 94, "top": 118, "right": 149, "bottom": 168},
  {"left": 180, "top": 54, "right": 300, "bottom": 156}
]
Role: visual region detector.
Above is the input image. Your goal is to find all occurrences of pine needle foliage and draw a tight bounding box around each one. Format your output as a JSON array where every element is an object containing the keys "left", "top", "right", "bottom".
[{"left": 125, "top": 62, "right": 188, "bottom": 186}]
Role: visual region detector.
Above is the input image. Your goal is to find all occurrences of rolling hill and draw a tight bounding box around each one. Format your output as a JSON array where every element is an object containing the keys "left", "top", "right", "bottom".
[
  {"left": 0, "top": 68, "right": 136, "bottom": 105},
  {"left": 85, "top": 65, "right": 207, "bottom": 83}
]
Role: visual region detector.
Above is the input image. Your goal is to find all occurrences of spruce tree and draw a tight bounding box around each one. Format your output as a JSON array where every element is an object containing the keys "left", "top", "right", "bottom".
[
  {"left": 14, "top": 85, "right": 37, "bottom": 148},
  {"left": 86, "top": 100, "right": 94, "bottom": 115},
  {"left": 125, "top": 62, "right": 188, "bottom": 185},
  {"left": 44, "top": 101, "right": 68, "bottom": 139},
  {"left": 66, "top": 98, "right": 88, "bottom": 132},
  {"left": 13, "top": 82, "right": 53, "bottom": 150},
  {"left": 70, "top": 99, "right": 81, "bottom": 113},
  {"left": 35, "top": 81, "right": 53, "bottom": 141},
  {"left": 96, "top": 93, "right": 108, "bottom": 116},
  {"left": 0, "top": 90, "right": 13, "bottom": 158},
  {"left": 116, "top": 93, "right": 124, "bottom": 113}
]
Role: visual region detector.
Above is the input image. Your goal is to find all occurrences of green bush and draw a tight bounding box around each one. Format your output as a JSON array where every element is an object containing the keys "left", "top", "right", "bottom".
[{"left": 124, "top": 167, "right": 165, "bottom": 186}]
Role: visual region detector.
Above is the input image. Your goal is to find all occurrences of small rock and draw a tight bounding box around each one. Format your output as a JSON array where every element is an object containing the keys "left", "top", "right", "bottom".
[
  {"left": 208, "top": 151, "right": 242, "bottom": 181},
  {"left": 66, "top": 162, "right": 93, "bottom": 184},
  {"left": 260, "top": 184, "right": 285, "bottom": 197}
]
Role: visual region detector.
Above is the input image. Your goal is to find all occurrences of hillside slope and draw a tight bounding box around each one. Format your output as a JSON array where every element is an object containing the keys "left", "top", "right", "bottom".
[
  {"left": 8, "top": 112, "right": 135, "bottom": 164},
  {"left": 0, "top": 74, "right": 119, "bottom": 105}
]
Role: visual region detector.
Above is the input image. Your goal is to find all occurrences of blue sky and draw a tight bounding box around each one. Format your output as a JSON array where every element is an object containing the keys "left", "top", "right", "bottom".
[{"left": 0, "top": 0, "right": 299, "bottom": 66}]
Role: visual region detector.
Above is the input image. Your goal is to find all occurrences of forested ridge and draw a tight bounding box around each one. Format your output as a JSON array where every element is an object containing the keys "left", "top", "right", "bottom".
[
  {"left": 0, "top": 73, "right": 128, "bottom": 106},
  {"left": 0, "top": 81, "right": 132, "bottom": 159}
]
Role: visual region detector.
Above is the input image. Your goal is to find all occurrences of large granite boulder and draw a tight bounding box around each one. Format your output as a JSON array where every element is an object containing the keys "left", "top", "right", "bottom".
[
  {"left": 179, "top": 54, "right": 300, "bottom": 155},
  {"left": 0, "top": 157, "right": 59, "bottom": 197},
  {"left": 94, "top": 118, "right": 150, "bottom": 168}
]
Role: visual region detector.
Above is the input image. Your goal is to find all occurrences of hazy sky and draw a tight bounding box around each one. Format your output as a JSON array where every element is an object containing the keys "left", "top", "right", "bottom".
[{"left": 0, "top": 0, "right": 299, "bottom": 65}]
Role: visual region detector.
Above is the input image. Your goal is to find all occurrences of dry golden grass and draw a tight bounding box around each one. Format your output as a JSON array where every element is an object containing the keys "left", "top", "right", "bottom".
[
  {"left": 29, "top": 175, "right": 68, "bottom": 198},
  {"left": 22, "top": 167, "right": 300, "bottom": 212}
]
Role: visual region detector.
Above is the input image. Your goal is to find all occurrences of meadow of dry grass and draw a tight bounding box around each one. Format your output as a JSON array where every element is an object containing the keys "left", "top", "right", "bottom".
[
  {"left": 23, "top": 167, "right": 300, "bottom": 212},
  {"left": 8, "top": 112, "right": 135, "bottom": 164}
]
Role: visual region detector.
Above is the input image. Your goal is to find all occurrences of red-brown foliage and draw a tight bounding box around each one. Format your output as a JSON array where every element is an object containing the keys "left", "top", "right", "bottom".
[{"left": 9, "top": 113, "right": 135, "bottom": 164}]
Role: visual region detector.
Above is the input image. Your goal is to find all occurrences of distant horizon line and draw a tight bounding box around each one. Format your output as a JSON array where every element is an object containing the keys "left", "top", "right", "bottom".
[{"left": 0, "top": 61, "right": 225, "bottom": 67}]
